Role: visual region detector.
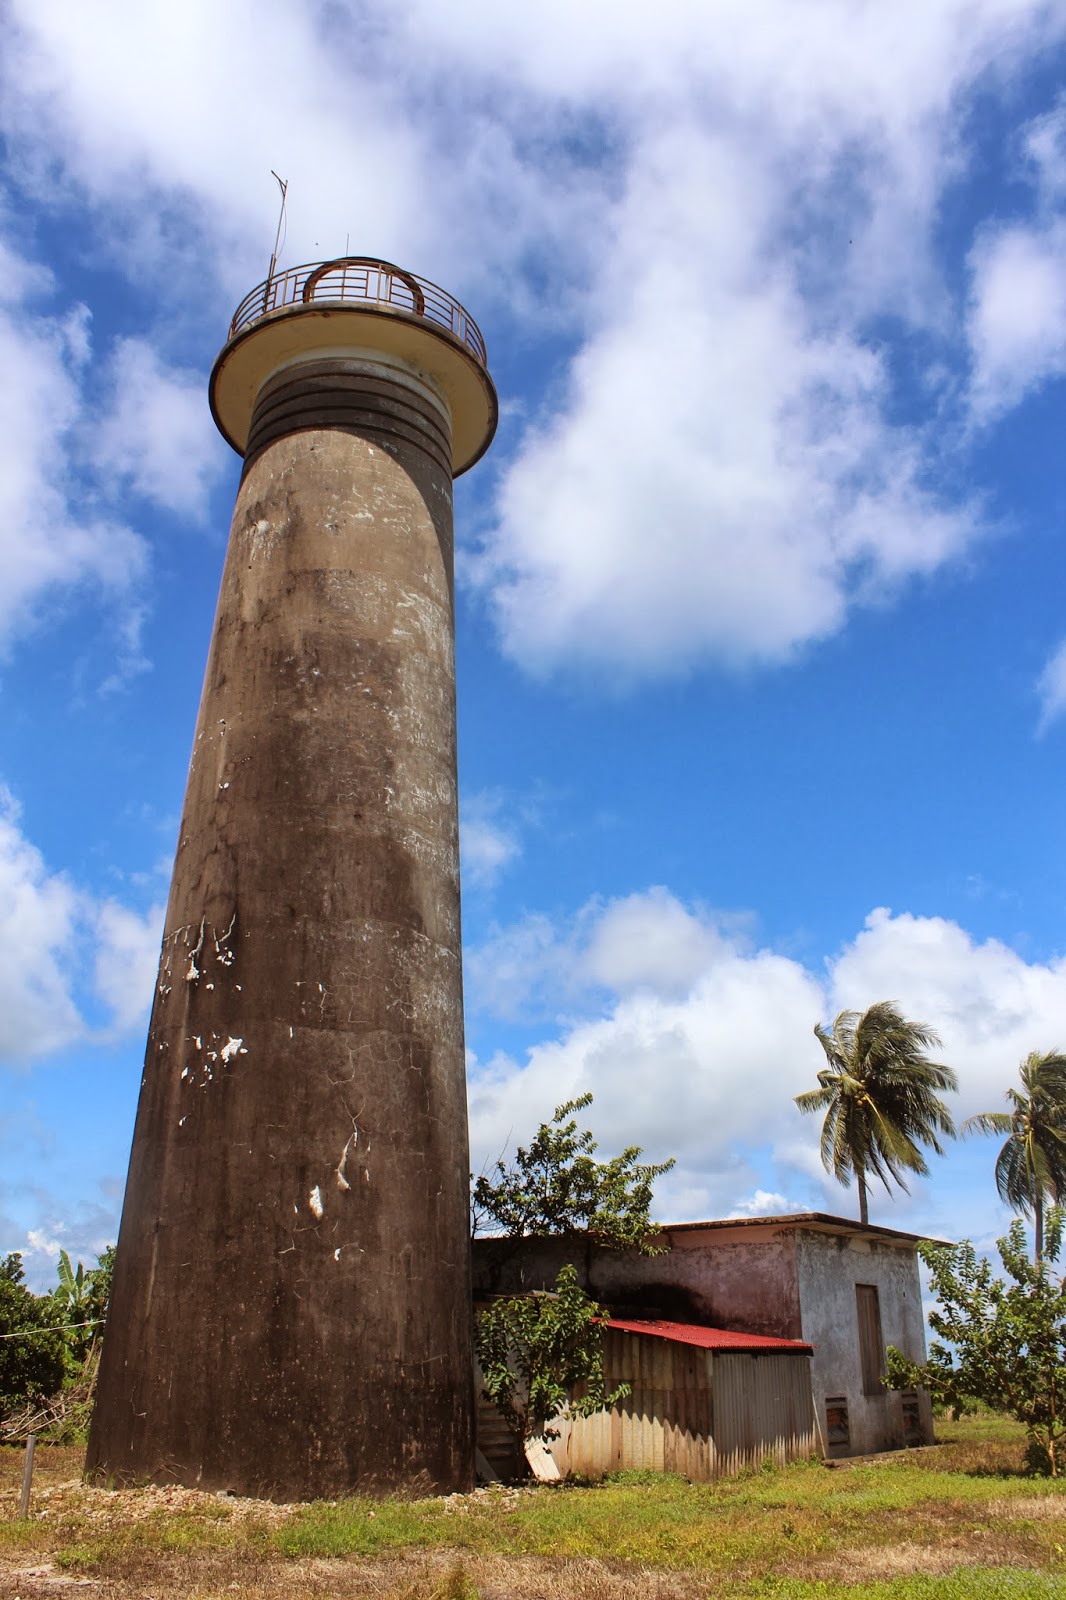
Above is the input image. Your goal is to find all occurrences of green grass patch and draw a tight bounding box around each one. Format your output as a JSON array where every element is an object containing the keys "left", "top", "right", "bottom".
[
  {"left": 274, "top": 1419, "right": 1066, "bottom": 1577},
  {"left": 750, "top": 1573, "right": 1066, "bottom": 1599}
]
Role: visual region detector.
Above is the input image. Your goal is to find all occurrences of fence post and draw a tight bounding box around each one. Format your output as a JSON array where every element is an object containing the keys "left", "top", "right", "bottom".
[{"left": 18, "top": 1434, "right": 36, "bottom": 1519}]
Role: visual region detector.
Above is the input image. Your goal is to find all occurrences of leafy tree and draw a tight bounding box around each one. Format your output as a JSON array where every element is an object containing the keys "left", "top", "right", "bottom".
[
  {"left": 475, "top": 1263, "right": 628, "bottom": 1448},
  {"left": 86, "top": 1244, "right": 115, "bottom": 1326},
  {"left": 472, "top": 1093, "right": 675, "bottom": 1252},
  {"left": 472, "top": 1095, "right": 673, "bottom": 1472},
  {"left": 886, "top": 1212, "right": 1066, "bottom": 1476},
  {"left": 0, "top": 1253, "right": 66, "bottom": 1421},
  {"left": 962, "top": 1050, "right": 1066, "bottom": 1264},
  {"left": 795, "top": 1002, "right": 958, "bottom": 1224}
]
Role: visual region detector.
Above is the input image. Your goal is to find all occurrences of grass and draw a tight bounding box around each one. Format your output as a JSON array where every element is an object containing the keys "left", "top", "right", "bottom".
[{"left": 3, "top": 1416, "right": 1066, "bottom": 1597}]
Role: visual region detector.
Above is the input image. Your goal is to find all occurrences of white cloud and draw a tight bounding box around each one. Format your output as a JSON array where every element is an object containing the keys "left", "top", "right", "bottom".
[
  {"left": 1024, "top": 93, "right": 1066, "bottom": 199},
  {"left": 966, "top": 94, "right": 1066, "bottom": 420},
  {"left": 0, "top": 251, "right": 148, "bottom": 652},
  {"left": 1037, "top": 639, "right": 1066, "bottom": 732},
  {"left": 0, "top": 789, "right": 163, "bottom": 1065},
  {"left": 829, "top": 907, "right": 1066, "bottom": 1119},
  {"left": 460, "top": 793, "right": 522, "bottom": 890},
  {"left": 728, "top": 1189, "right": 796, "bottom": 1220},
  {"left": 25, "top": 1227, "right": 63, "bottom": 1261},
  {"left": 0, "top": 0, "right": 1062, "bottom": 683},
  {"left": 0, "top": 0, "right": 435, "bottom": 298},
  {"left": 466, "top": 890, "right": 1066, "bottom": 1232},
  {"left": 467, "top": 892, "right": 827, "bottom": 1207},
  {"left": 465, "top": 912, "right": 565, "bottom": 1022},
  {"left": 476, "top": 112, "right": 983, "bottom": 680},
  {"left": 3, "top": 1188, "right": 122, "bottom": 1291},
  {"left": 466, "top": 887, "right": 750, "bottom": 1019},
  {"left": 93, "top": 899, "right": 165, "bottom": 1037},
  {"left": 0, "top": 791, "right": 84, "bottom": 1062},
  {"left": 582, "top": 887, "right": 740, "bottom": 998},
  {"left": 967, "top": 219, "right": 1066, "bottom": 420},
  {"left": 91, "top": 338, "right": 225, "bottom": 518}
]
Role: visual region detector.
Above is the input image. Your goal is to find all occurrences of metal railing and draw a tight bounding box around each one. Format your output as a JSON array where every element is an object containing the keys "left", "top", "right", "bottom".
[{"left": 227, "top": 257, "right": 488, "bottom": 368}]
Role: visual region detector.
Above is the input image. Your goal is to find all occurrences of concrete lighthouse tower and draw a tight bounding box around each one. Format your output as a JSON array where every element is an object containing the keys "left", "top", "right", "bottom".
[{"left": 87, "top": 258, "right": 497, "bottom": 1500}]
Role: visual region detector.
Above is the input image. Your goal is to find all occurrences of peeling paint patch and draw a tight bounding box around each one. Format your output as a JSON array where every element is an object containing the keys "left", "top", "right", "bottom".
[
  {"left": 185, "top": 918, "right": 206, "bottom": 982},
  {"left": 213, "top": 914, "right": 237, "bottom": 968},
  {"left": 309, "top": 1186, "right": 324, "bottom": 1219},
  {"left": 220, "top": 1036, "right": 245, "bottom": 1063},
  {"left": 336, "top": 1126, "right": 358, "bottom": 1192}
]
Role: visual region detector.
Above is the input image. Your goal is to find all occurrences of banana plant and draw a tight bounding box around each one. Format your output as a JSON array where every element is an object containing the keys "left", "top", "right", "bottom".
[{"left": 54, "top": 1250, "right": 90, "bottom": 1318}]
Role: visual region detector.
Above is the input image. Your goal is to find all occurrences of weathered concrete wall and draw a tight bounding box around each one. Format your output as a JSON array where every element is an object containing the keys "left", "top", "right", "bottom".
[
  {"left": 88, "top": 356, "right": 474, "bottom": 1500},
  {"left": 795, "top": 1231, "right": 932, "bottom": 1454},
  {"left": 472, "top": 1225, "right": 803, "bottom": 1339}
]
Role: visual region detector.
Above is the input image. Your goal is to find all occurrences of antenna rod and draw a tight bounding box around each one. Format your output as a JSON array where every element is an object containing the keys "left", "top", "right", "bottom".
[{"left": 267, "top": 171, "right": 289, "bottom": 288}]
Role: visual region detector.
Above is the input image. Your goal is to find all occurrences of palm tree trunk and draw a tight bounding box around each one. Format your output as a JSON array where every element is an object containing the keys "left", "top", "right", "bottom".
[
  {"left": 1036, "top": 1189, "right": 1044, "bottom": 1267},
  {"left": 857, "top": 1167, "right": 869, "bottom": 1226}
]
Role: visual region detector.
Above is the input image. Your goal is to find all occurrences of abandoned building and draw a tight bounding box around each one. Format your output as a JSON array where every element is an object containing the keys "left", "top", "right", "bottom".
[{"left": 473, "top": 1211, "right": 935, "bottom": 1475}]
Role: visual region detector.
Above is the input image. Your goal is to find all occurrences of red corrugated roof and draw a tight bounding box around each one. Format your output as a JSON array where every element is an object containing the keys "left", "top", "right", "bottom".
[{"left": 605, "top": 1317, "right": 813, "bottom": 1354}]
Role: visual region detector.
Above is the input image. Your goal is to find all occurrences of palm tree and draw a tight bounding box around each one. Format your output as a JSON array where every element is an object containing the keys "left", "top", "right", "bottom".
[
  {"left": 962, "top": 1050, "right": 1066, "bottom": 1264},
  {"left": 796, "top": 1002, "right": 958, "bottom": 1225}
]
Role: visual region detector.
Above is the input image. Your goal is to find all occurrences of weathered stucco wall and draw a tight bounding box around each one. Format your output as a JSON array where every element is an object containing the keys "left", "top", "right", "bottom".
[
  {"left": 472, "top": 1225, "right": 803, "bottom": 1339},
  {"left": 795, "top": 1230, "right": 932, "bottom": 1455}
]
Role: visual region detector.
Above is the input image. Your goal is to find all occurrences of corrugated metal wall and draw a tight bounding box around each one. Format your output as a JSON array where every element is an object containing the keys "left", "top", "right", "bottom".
[
  {"left": 554, "top": 1331, "right": 817, "bottom": 1481},
  {"left": 712, "top": 1352, "right": 819, "bottom": 1476}
]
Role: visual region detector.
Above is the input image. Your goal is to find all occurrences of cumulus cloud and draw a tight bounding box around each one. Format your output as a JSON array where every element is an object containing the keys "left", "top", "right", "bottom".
[
  {"left": 93, "top": 899, "right": 165, "bottom": 1037},
  {"left": 90, "top": 338, "right": 226, "bottom": 518},
  {"left": 583, "top": 888, "right": 741, "bottom": 998},
  {"left": 466, "top": 5, "right": 1043, "bottom": 678},
  {"left": 0, "top": 792, "right": 83, "bottom": 1061},
  {"left": 0, "top": 0, "right": 439, "bottom": 299},
  {"left": 0, "top": 244, "right": 148, "bottom": 652},
  {"left": 966, "top": 94, "right": 1066, "bottom": 420},
  {"left": 466, "top": 887, "right": 749, "bottom": 1020},
  {"left": 967, "top": 220, "right": 1066, "bottom": 420},
  {"left": 466, "top": 889, "right": 1066, "bottom": 1229},
  {"left": 467, "top": 889, "right": 829, "bottom": 1213},
  {"left": 0, "top": 0, "right": 1061, "bottom": 682},
  {"left": 0, "top": 790, "right": 162, "bottom": 1065},
  {"left": 830, "top": 907, "right": 1066, "bottom": 1117}
]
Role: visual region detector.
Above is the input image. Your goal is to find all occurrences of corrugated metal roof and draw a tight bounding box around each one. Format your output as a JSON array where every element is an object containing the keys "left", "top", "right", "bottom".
[{"left": 605, "top": 1317, "right": 813, "bottom": 1354}]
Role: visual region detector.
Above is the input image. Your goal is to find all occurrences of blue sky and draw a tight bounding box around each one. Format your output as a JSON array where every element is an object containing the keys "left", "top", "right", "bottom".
[{"left": 2, "top": 0, "right": 1066, "bottom": 1288}]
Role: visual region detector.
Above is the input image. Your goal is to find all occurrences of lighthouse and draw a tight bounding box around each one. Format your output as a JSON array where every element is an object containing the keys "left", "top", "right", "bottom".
[{"left": 87, "top": 258, "right": 497, "bottom": 1500}]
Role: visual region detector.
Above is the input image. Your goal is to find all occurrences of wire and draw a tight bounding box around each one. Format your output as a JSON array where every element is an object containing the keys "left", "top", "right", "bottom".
[{"left": 0, "top": 1318, "right": 104, "bottom": 1340}]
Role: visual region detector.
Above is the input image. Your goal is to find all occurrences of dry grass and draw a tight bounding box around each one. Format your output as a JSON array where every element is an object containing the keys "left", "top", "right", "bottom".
[
  {"left": 4, "top": 1419, "right": 1066, "bottom": 1598},
  {"left": 0, "top": 1549, "right": 706, "bottom": 1600}
]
